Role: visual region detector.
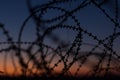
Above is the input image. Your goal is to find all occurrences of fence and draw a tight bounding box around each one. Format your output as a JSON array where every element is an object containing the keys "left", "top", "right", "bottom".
[{"left": 0, "top": 0, "right": 120, "bottom": 79}]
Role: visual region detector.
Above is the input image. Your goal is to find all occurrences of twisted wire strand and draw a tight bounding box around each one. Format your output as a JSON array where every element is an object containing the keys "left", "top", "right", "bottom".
[{"left": 0, "top": 0, "right": 120, "bottom": 79}]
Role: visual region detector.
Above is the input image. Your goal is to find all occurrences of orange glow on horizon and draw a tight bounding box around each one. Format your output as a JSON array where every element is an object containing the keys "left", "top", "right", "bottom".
[{"left": 0, "top": 52, "right": 120, "bottom": 77}]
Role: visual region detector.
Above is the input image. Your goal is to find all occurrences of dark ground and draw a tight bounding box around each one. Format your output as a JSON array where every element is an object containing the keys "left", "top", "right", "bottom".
[{"left": 0, "top": 75, "right": 120, "bottom": 80}]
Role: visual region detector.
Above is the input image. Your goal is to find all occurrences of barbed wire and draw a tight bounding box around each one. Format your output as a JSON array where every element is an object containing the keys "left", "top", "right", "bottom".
[{"left": 0, "top": 0, "right": 120, "bottom": 79}]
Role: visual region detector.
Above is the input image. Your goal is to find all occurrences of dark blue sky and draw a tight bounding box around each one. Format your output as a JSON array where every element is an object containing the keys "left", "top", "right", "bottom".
[
  {"left": 0, "top": 0, "right": 119, "bottom": 52},
  {"left": 0, "top": 0, "right": 55, "bottom": 41},
  {"left": 0, "top": 0, "right": 28, "bottom": 41},
  {"left": 0, "top": 0, "right": 120, "bottom": 76},
  {"left": 0, "top": 1, "right": 114, "bottom": 38}
]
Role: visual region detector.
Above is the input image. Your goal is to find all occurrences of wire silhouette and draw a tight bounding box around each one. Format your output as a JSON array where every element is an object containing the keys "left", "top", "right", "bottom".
[{"left": 0, "top": 0, "right": 120, "bottom": 79}]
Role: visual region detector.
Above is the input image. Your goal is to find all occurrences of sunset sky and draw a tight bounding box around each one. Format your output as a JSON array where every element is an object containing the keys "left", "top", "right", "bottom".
[{"left": 0, "top": 0, "right": 120, "bottom": 77}]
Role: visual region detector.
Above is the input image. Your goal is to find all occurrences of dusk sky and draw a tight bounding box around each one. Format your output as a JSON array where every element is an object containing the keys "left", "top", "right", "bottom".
[
  {"left": 0, "top": 0, "right": 119, "bottom": 42},
  {"left": 0, "top": 0, "right": 120, "bottom": 77}
]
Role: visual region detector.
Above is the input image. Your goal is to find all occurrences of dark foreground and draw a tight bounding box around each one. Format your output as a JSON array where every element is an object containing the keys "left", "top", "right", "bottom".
[{"left": 0, "top": 75, "right": 120, "bottom": 80}]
